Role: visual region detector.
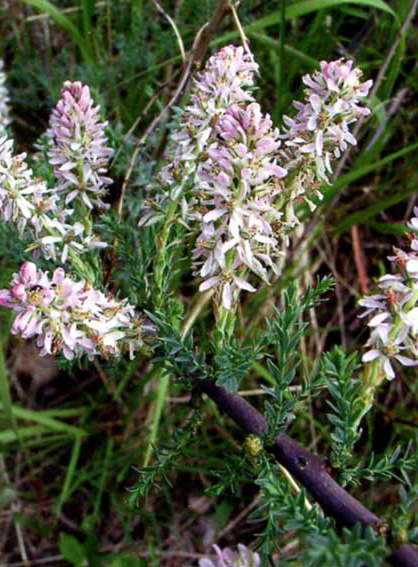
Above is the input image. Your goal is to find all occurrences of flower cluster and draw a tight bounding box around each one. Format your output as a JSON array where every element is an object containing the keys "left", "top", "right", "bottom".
[
  {"left": 199, "top": 544, "right": 260, "bottom": 567},
  {"left": 359, "top": 208, "right": 418, "bottom": 379},
  {"left": 48, "top": 81, "right": 114, "bottom": 210},
  {"left": 0, "top": 136, "right": 105, "bottom": 263},
  {"left": 143, "top": 46, "right": 287, "bottom": 309},
  {"left": 193, "top": 101, "right": 287, "bottom": 309},
  {"left": 281, "top": 58, "right": 372, "bottom": 209},
  {"left": 0, "top": 136, "right": 57, "bottom": 236},
  {"left": 139, "top": 48, "right": 372, "bottom": 312},
  {"left": 0, "top": 80, "right": 112, "bottom": 264},
  {"left": 0, "top": 59, "right": 11, "bottom": 135},
  {"left": 0, "top": 262, "right": 150, "bottom": 360},
  {"left": 139, "top": 45, "right": 258, "bottom": 226}
]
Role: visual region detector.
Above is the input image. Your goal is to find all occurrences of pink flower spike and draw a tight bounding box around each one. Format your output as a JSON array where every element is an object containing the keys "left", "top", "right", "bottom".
[{"left": 48, "top": 81, "right": 114, "bottom": 210}]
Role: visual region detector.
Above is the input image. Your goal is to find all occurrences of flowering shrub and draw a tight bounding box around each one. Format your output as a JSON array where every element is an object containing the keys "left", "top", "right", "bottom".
[
  {"left": 1, "top": 48, "right": 376, "bottom": 353},
  {"left": 282, "top": 59, "right": 373, "bottom": 185},
  {"left": 0, "top": 38, "right": 416, "bottom": 567},
  {"left": 0, "top": 82, "right": 110, "bottom": 266}
]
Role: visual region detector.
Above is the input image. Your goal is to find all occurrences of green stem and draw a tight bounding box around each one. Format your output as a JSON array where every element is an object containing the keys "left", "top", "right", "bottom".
[
  {"left": 362, "top": 360, "right": 382, "bottom": 409},
  {"left": 56, "top": 435, "right": 83, "bottom": 516},
  {"left": 142, "top": 192, "right": 184, "bottom": 467},
  {"left": 405, "top": 287, "right": 418, "bottom": 311},
  {"left": 181, "top": 291, "right": 214, "bottom": 339},
  {"left": 142, "top": 369, "right": 170, "bottom": 467}
]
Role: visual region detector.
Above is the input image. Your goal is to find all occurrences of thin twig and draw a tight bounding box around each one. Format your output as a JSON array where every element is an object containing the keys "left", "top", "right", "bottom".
[
  {"left": 151, "top": 0, "right": 186, "bottom": 63},
  {"left": 0, "top": 456, "right": 29, "bottom": 565},
  {"left": 217, "top": 494, "right": 261, "bottom": 539},
  {"left": 5, "top": 549, "right": 206, "bottom": 567},
  {"left": 228, "top": 1, "right": 252, "bottom": 58},
  {"left": 181, "top": 290, "right": 214, "bottom": 339},
  {"left": 25, "top": 1, "right": 106, "bottom": 22},
  {"left": 111, "top": 71, "right": 180, "bottom": 166},
  {"left": 278, "top": 464, "right": 313, "bottom": 511},
  {"left": 351, "top": 224, "right": 369, "bottom": 294},
  {"left": 365, "top": 87, "right": 409, "bottom": 151}
]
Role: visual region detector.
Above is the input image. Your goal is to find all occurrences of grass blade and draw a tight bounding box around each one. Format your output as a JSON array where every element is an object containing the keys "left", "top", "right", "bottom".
[
  {"left": 0, "top": 347, "right": 16, "bottom": 434},
  {"left": 215, "top": 0, "right": 396, "bottom": 46},
  {"left": 0, "top": 425, "right": 50, "bottom": 445},
  {"left": 142, "top": 370, "right": 170, "bottom": 467},
  {"left": 323, "top": 142, "right": 418, "bottom": 202},
  {"left": 335, "top": 187, "right": 417, "bottom": 233},
  {"left": 22, "top": 0, "right": 94, "bottom": 64},
  {"left": 287, "top": 0, "right": 395, "bottom": 18},
  {"left": 0, "top": 404, "right": 87, "bottom": 437},
  {"left": 56, "top": 435, "right": 83, "bottom": 515}
]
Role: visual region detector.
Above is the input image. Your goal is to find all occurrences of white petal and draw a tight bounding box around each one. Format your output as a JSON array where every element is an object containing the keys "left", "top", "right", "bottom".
[
  {"left": 395, "top": 355, "right": 418, "bottom": 367},
  {"left": 406, "top": 258, "right": 418, "bottom": 273},
  {"left": 203, "top": 208, "right": 226, "bottom": 223},
  {"left": 383, "top": 357, "right": 395, "bottom": 379},
  {"left": 362, "top": 349, "right": 381, "bottom": 363},
  {"left": 369, "top": 312, "right": 390, "bottom": 327},
  {"left": 234, "top": 276, "right": 256, "bottom": 292},
  {"left": 222, "top": 282, "right": 233, "bottom": 310},
  {"left": 199, "top": 276, "right": 220, "bottom": 292}
]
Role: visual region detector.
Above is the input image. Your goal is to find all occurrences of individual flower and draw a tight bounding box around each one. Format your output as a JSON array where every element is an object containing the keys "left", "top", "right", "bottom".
[
  {"left": 0, "top": 262, "right": 150, "bottom": 360},
  {"left": 192, "top": 102, "right": 287, "bottom": 309},
  {"left": 359, "top": 210, "right": 418, "bottom": 380},
  {"left": 139, "top": 45, "right": 259, "bottom": 226},
  {"left": 281, "top": 58, "right": 372, "bottom": 209},
  {"left": 36, "top": 218, "right": 107, "bottom": 263},
  {"left": 199, "top": 544, "right": 260, "bottom": 567},
  {"left": 48, "top": 81, "right": 114, "bottom": 210},
  {"left": 0, "top": 59, "right": 11, "bottom": 135}
]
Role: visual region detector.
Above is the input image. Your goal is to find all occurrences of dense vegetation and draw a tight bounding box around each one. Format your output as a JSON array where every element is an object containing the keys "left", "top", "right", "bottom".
[{"left": 0, "top": 1, "right": 416, "bottom": 566}]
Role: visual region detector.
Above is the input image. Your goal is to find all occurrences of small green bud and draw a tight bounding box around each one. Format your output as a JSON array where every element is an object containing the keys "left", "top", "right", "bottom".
[{"left": 244, "top": 435, "right": 263, "bottom": 458}]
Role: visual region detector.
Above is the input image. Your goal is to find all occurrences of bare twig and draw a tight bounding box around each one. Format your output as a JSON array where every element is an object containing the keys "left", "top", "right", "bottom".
[
  {"left": 217, "top": 494, "right": 261, "bottom": 539},
  {"left": 228, "top": 1, "right": 252, "bottom": 58},
  {"left": 366, "top": 87, "right": 409, "bottom": 151},
  {"left": 351, "top": 224, "right": 369, "bottom": 294}
]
